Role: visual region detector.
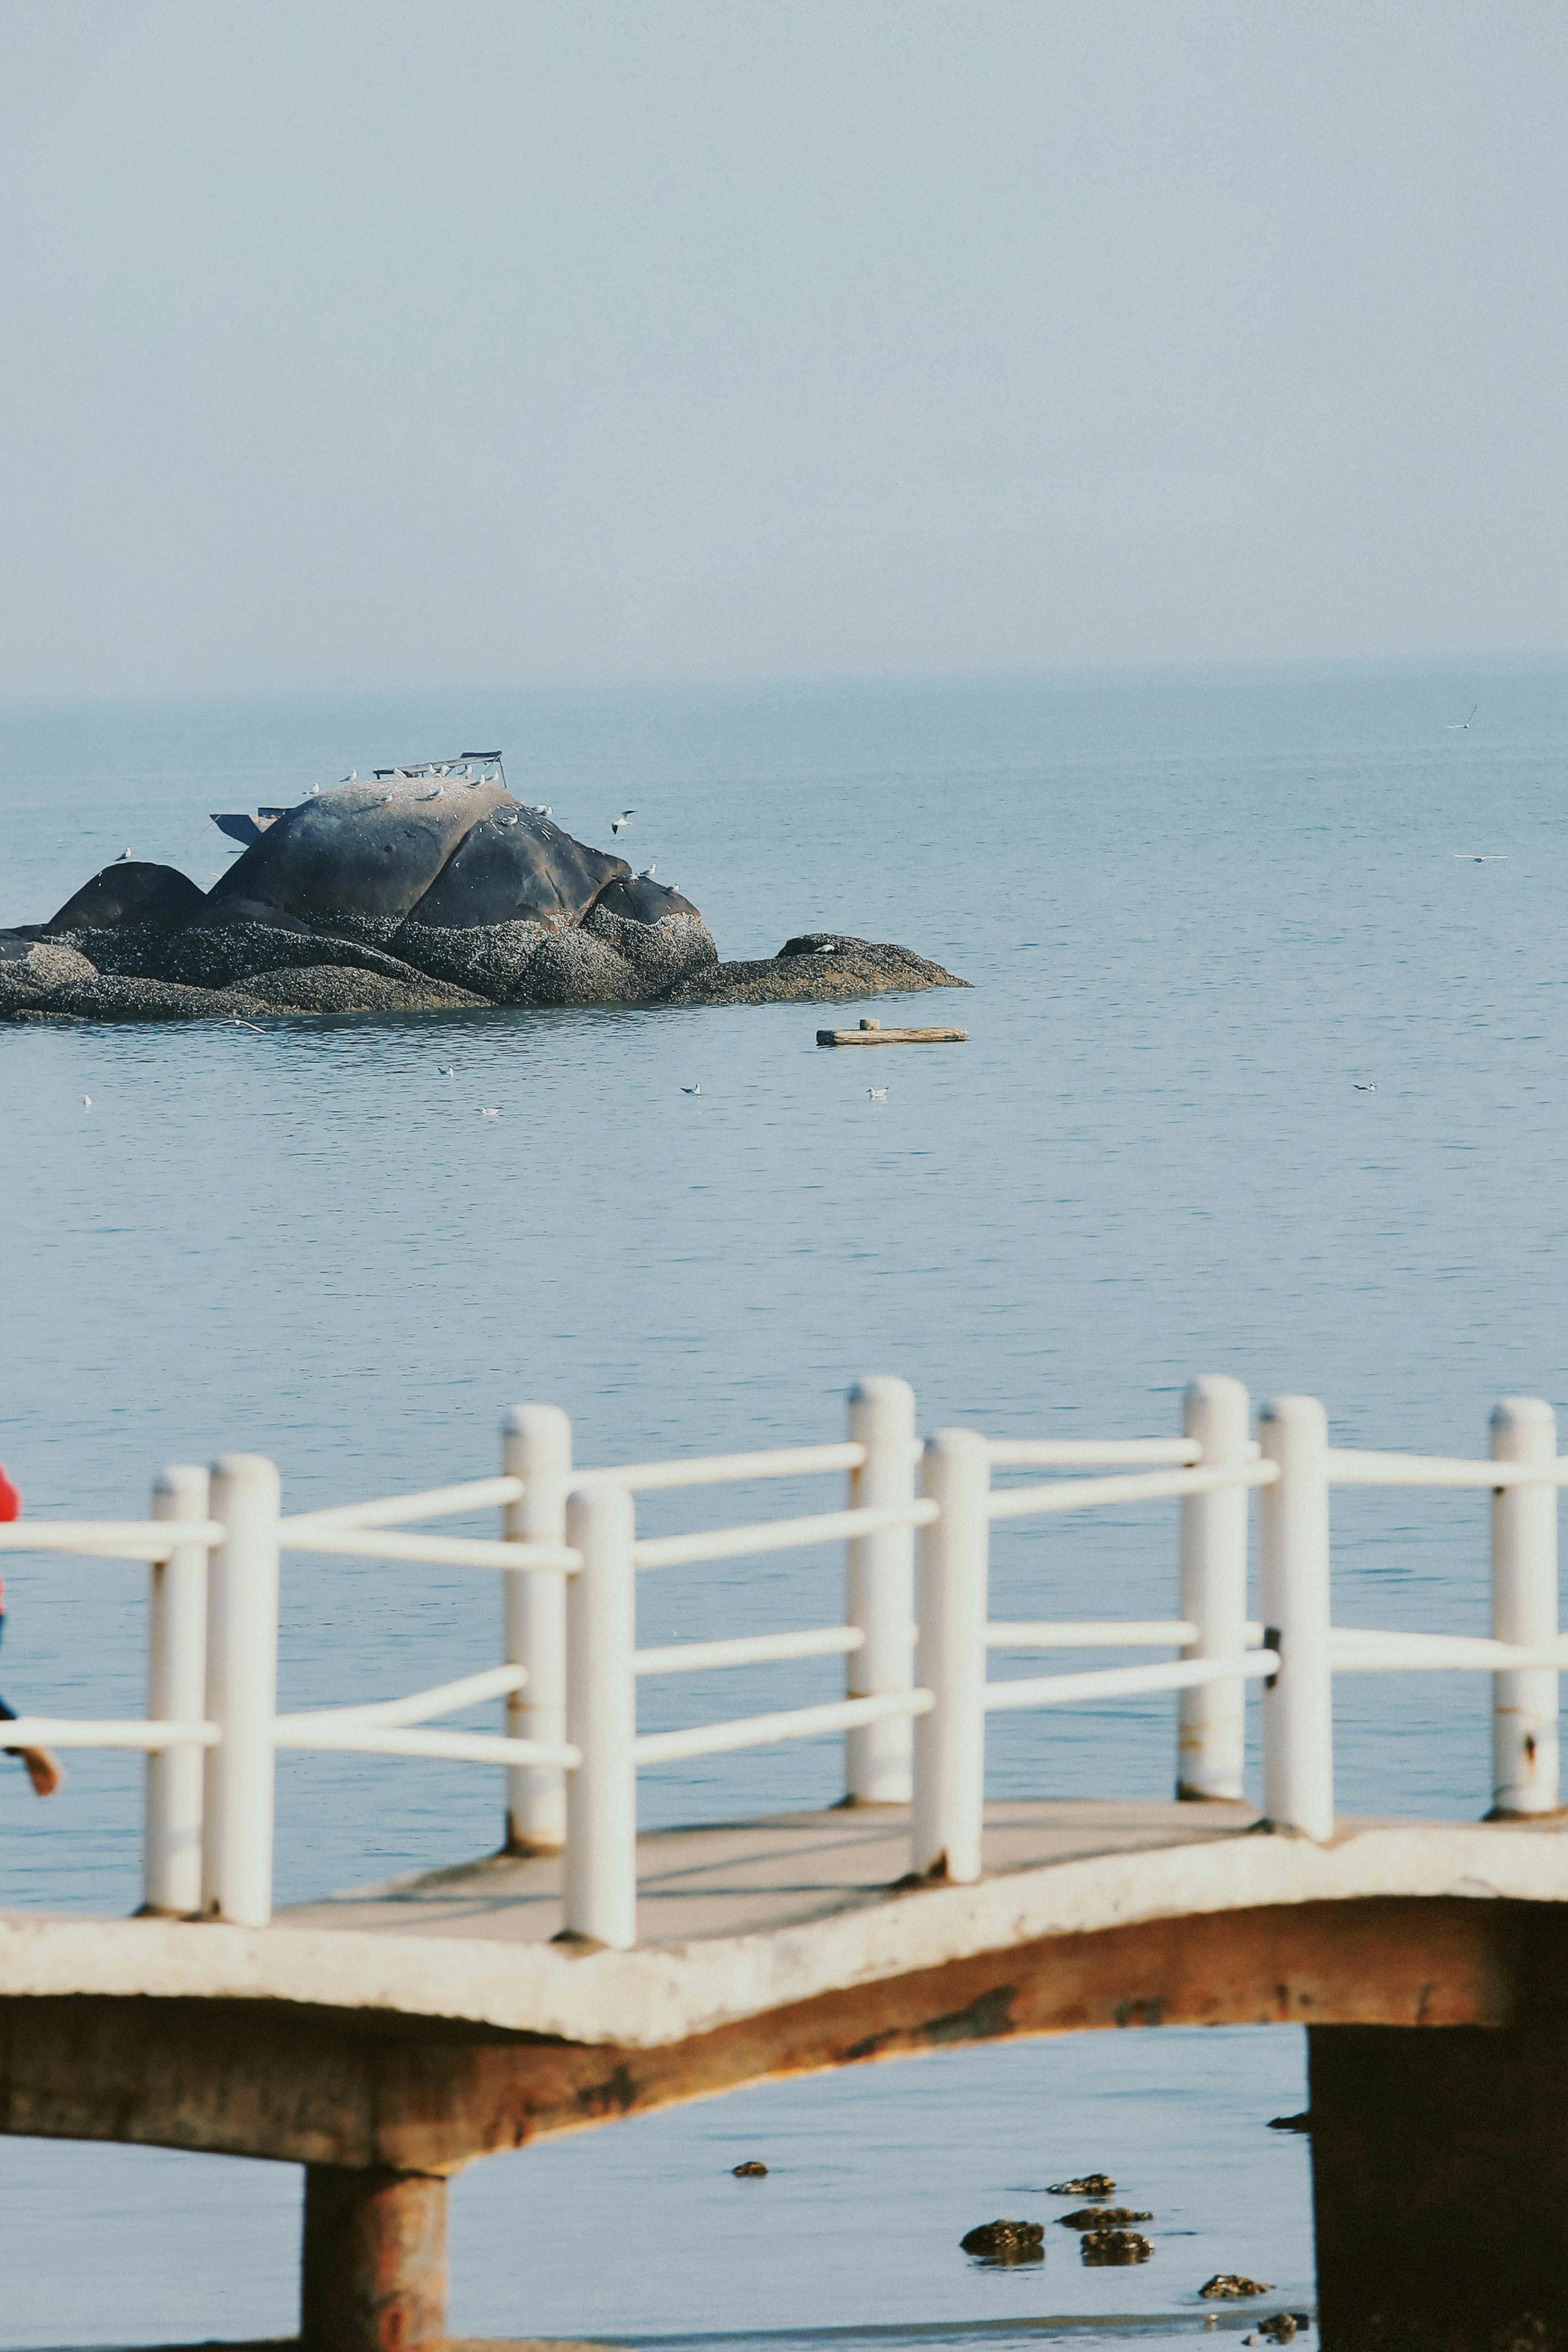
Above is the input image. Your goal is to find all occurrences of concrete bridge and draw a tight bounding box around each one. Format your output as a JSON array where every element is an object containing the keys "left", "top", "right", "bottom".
[{"left": 5, "top": 1376, "right": 1568, "bottom": 2351}]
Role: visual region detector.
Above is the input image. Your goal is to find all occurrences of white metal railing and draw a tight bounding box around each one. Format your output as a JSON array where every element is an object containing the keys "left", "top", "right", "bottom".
[{"left": 2, "top": 1378, "right": 1565, "bottom": 1944}]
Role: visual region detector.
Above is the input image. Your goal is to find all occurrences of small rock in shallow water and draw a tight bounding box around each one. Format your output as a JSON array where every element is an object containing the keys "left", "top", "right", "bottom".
[
  {"left": 1246, "top": 2316, "right": 1300, "bottom": 2344},
  {"left": 732, "top": 2161, "right": 768, "bottom": 2177},
  {"left": 1047, "top": 2173, "right": 1115, "bottom": 2196},
  {"left": 1058, "top": 2206, "right": 1152, "bottom": 2228},
  {"left": 960, "top": 2219, "right": 1045, "bottom": 2262},
  {"left": 1081, "top": 2229, "right": 1152, "bottom": 2266},
  {"left": 1267, "top": 2113, "right": 1312, "bottom": 2133},
  {"left": 1201, "top": 2276, "right": 1276, "bottom": 2300}
]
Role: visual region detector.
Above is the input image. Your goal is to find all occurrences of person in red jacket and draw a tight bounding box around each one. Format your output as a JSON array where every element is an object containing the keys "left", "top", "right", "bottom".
[{"left": 0, "top": 1468, "right": 63, "bottom": 1797}]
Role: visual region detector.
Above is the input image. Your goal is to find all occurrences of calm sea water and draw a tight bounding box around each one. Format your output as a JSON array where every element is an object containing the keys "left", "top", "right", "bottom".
[{"left": 1, "top": 662, "right": 1563, "bottom": 2346}]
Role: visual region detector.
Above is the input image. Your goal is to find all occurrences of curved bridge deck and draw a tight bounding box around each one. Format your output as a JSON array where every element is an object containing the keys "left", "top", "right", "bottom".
[{"left": 3, "top": 1800, "right": 1568, "bottom": 2181}]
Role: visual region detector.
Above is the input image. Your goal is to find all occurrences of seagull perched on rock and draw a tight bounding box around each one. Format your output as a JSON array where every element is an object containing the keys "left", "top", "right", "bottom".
[
  {"left": 112, "top": 848, "right": 131, "bottom": 862},
  {"left": 341, "top": 770, "right": 358, "bottom": 782},
  {"left": 612, "top": 808, "right": 636, "bottom": 834},
  {"left": 635, "top": 863, "right": 656, "bottom": 880}
]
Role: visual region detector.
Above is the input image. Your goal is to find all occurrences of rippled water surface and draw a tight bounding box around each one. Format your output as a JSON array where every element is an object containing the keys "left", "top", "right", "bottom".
[{"left": 1, "top": 663, "right": 1563, "bottom": 2345}]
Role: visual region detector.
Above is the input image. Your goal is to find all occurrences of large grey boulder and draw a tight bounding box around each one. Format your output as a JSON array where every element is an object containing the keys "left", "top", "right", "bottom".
[
  {"left": 401, "top": 804, "right": 627, "bottom": 928},
  {"left": 204, "top": 777, "right": 515, "bottom": 938},
  {"left": 42, "top": 861, "right": 206, "bottom": 935}
]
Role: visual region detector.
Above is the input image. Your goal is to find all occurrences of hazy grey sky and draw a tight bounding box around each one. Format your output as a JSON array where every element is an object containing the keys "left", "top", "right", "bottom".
[{"left": 2, "top": 1, "right": 1563, "bottom": 698}]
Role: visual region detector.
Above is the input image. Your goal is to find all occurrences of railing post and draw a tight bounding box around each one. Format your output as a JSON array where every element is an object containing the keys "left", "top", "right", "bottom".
[
  {"left": 502, "top": 1404, "right": 573, "bottom": 1853},
  {"left": 1177, "top": 1375, "right": 1250, "bottom": 1802},
  {"left": 844, "top": 1377, "right": 917, "bottom": 1805},
  {"left": 562, "top": 1481, "right": 637, "bottom": 1949},
  {"left": 1490, "top": 1396, "right": 1560, "bottom": 1818},
  {"left": 202, "top": 1454, "right": 280, "bottom": 1928},
  {"left": 143, "top": 1464, "right": 211, "bottom": 1917},
  {"left": 1258, "top": 1396, "right": 1334, "bottom": 1841},
  {"left": 910, "top": 1429, "right": 990, "bottom": 1883}
]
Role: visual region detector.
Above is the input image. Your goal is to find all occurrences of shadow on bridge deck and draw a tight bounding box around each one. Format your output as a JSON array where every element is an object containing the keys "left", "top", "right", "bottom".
[{"left": 279, "top": 1796, "right": 1264, "bottom": 1945}]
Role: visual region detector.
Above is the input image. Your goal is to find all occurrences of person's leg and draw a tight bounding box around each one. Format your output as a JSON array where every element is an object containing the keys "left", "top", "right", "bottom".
[{"left": 0, "top": 1696, "right": 61, "bottom": 1798}]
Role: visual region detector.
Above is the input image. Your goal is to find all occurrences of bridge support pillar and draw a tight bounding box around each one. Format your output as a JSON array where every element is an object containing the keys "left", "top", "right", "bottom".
[
  {"left": 301, "top": 2163, "right": 448, "bottom": 2351},
  {"left": 1309, "top": 2023, "right": 1568, "bottom": 2350}
]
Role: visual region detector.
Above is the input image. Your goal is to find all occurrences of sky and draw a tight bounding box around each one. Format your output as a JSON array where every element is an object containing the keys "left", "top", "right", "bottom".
[{"left": 1, "top": 0, "right": 1564, "bottom": 700}]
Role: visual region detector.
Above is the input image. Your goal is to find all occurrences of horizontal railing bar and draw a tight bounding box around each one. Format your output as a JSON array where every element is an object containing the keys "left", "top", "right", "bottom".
[
  {"left": 578, "top": 1440, "right": 867, "bottom": 1492},
  {"left": 0, "top": 1522, "right": 223, "bottom": 1562},
  {"left": 632, "top": 1499, "right": 938, "bottom": 1572},
  {"left": 986, "top": 1619, "right": 1268, "bottom": 1649},
  {"left": 1330, "top": 1628, "right": 1568, "bottom": 1672},
  {"left": 633, "top": 1688, "right": 934, "bottom": 1766},
  {"left": 987, "top": 1438, "right": 1202, "bottom": 1467},
  {"left": 279, "top": 1528, "right": 580, "bottom": 1572},
  {"left": 1327, "top": 1450, "right": 1568, "bottom": 1490},
  {"left": 0, "top": 1717, "right": 218, "bottom": 1750},
  {"left": 275, "top": 1664, "right": 527, "bottom": 1732},
  {"left": 983, "top": 1651, "right": 1278, "bottom": 1712},
  {"left": 634, "top": 1627, "right": 866, "bottom": 1676},
  {"left": 270, "top": 1724, "right": 580, "bottom": 1767},
  {"left": 987, "top": 1462, "right": 1279, "bottom": 1522},
  {"left": 282, "top": 1476, "right": 524, "bottom": 1532}
]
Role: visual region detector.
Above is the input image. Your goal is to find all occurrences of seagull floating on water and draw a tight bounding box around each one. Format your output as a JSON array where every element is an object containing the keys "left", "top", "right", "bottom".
[
  {"left": 867, "top": 1087, "right": 888, "bottom": 1101},
  {"left": 82, "top": 1094, "right": 92, "bottom": 1109},
  {"left": 438, "top": 1065, "right": 456, "bottom": 1076},
  {"left": 1353, "top": 1083, "right": 1376, "bottom": 1092},
  {"left": 612, "top": 809, "right": 636, "bottom": 834},
  {"left": 681, "top": 1083, "right": 701, "bottom": 1095},
  {"left": 478, "top": 1105, "right": 500, "bottom": 1118}
]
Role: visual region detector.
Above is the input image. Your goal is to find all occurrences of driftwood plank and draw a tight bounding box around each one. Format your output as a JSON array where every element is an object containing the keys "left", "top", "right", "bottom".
[{"left": 817, "top": 1018, "right": 969, "bottom": 1046}]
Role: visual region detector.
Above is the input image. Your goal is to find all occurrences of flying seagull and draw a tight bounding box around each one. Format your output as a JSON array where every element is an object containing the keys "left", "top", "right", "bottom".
[
  {"left": 612, "top": 809, "right": 636, "bottom": 834},
  {"left": 1452, "top": 854, "right": 1508, "bottom": 862},
  {"left": 1447, "top": 706, "right": 1477, "bottom": 730}
]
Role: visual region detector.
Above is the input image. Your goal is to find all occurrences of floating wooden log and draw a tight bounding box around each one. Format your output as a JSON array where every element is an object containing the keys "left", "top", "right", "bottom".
[{"left": 816, "top": 1018, "right": 969, "bottom": 1047}]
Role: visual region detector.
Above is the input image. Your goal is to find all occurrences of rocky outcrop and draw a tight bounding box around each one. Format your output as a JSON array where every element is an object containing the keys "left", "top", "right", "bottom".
[
  {"left": 1058, "top": 2207, "right": 1152, "bottom": 2229},
  {"left": 665, "top": 935, "right": 965, "bottom": 1006},
  {"left": 1080, "top": 2229, "right": 1153, "bottom": 2265},
  {"left": 960, "top": 2220, "right": 1045, "bottom": 2262},
  {"left": 4, "top": 781, "right": 964, "bottom": 1023}
]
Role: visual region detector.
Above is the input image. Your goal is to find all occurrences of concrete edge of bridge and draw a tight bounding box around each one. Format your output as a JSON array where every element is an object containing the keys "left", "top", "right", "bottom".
[{"left": 0, "top": 1816, "right": 1565, "bottom": 2050}]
